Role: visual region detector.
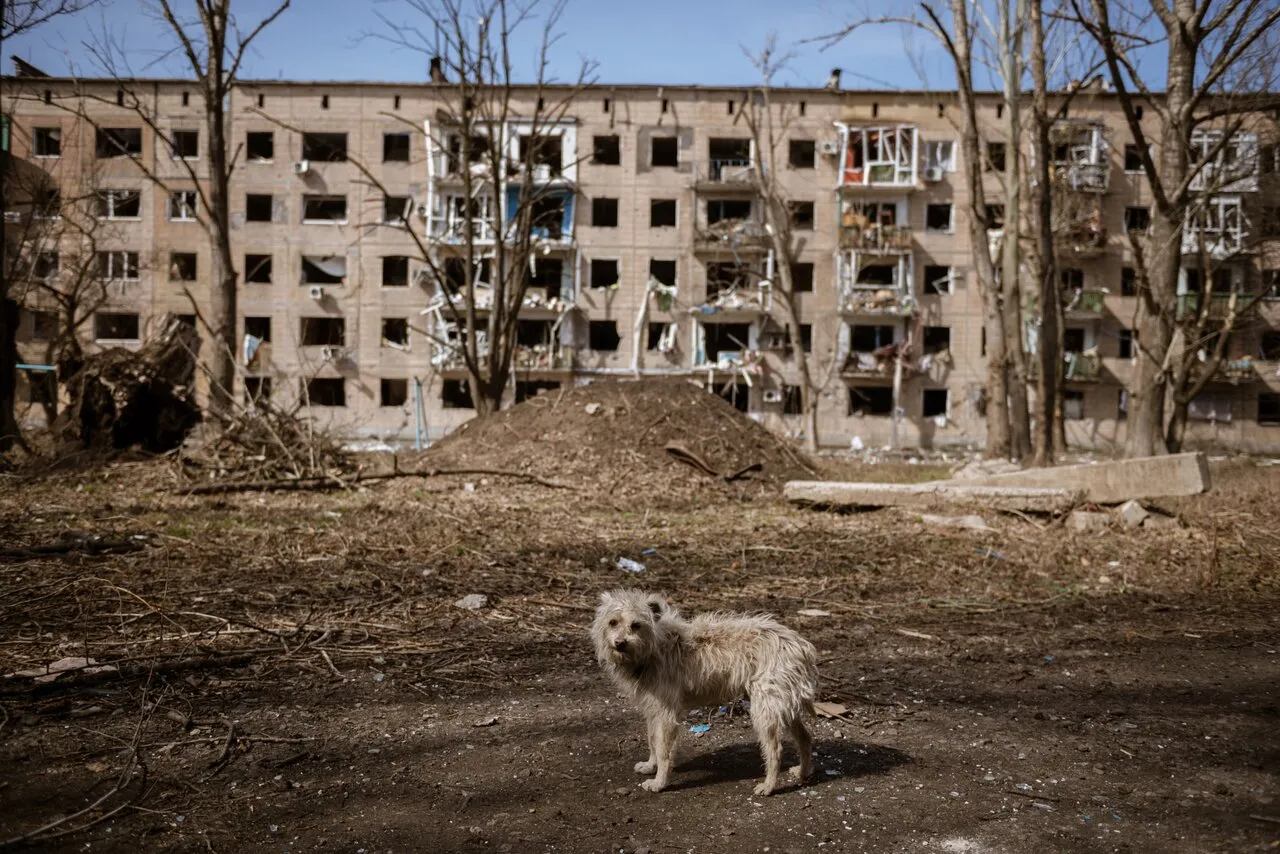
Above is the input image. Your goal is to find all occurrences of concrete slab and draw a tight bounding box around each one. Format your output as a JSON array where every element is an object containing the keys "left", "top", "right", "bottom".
[
  {"left": 785, "top": 481, "right": 1080, "bottom": 513},
  {"left": 1068, "top": 510, "right": 1112, "bottom": 532},
  {"left": 934, "top": 452, "right": 1210, "bottom": 504}
]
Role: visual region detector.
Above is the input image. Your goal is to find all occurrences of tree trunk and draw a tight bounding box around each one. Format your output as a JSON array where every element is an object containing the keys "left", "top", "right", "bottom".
[
  {"left": 204, "top": 20, "right": 236, "bottom": 421},
  {"left": 1001, "top": 0, "right": 1031, "bottom": 461},
  {"left": 1029, "top": 0, "right": 1058, "bottom": 466},
  {"left": 1164, "top": 403, "right": 1188, "bottom": 453},
  {"left": 0, "top": 296, "right": 18, "bottom": 451}
]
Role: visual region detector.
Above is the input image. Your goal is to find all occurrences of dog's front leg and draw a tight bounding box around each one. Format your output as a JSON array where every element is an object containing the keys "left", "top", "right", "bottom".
[
  {"left": 639, "top": 714, "right": 679, "bottom": 792},
  {"left": 634, "top": 715, "right": 658, "bottom": 774}
]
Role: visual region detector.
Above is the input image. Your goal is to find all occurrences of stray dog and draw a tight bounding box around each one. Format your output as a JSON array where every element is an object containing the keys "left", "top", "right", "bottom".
[{"left": 592, "top": 589, "right": 819, "bottom": 795}]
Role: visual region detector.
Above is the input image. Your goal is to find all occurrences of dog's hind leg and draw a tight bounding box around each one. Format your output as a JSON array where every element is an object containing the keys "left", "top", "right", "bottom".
[
  {"left": 752, "top": 712, "right": 784, "bottom": 796},
  {"left": 639, "top": 712, "right": 679, "bottom": 792},
  {"left": 634, "top": 714, "right": 657, "bottom": 774},
  {"left": 788, "top": 717, "right": 813, "bottom": 782}
]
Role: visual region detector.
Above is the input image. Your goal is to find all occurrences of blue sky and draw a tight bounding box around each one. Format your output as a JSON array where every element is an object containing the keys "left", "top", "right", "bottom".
[{"left": 4, "top": 0, "right": 960, "bottom": 89}]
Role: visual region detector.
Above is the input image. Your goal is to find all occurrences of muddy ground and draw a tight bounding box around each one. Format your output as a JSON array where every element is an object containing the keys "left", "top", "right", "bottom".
[{"left": 0, "top": 457, "right": 1277, "bottom": 853}]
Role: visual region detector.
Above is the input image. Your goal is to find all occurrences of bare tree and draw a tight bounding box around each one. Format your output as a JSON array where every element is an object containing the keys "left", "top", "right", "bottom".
[
  {"left": 1074, "top": 0, "right": 1280, "bottom": 456},
  {"left": 1028, "top": 0, "right": 1060, "bottom": 464}
]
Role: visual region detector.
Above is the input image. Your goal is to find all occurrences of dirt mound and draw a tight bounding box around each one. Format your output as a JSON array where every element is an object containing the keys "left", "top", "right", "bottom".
[{"left": 425, "top": 379, "right": 816, "bottom": 498}]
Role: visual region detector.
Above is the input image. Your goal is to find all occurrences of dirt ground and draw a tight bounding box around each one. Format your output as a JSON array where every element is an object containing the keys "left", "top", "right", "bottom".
[{"left": 1, "top": 448, "right": 1278, "bottom": 853}]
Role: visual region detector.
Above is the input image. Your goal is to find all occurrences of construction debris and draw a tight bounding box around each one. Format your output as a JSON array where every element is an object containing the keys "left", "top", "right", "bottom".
[
  {"left": 785, "top": 481, "right": 1080, "bottom": 513},
  {"left": 937, "top": 452, "right": 1211, "bottom": 503},
  {"left": 1117, "top": 500, "right": 1150, "bottom": 529},
  {"left": 919, "top": 514, "right": 993, "bottom": 532},
  {"left": 1067, "top": 510, "right": 1112, "bottom": 532}
]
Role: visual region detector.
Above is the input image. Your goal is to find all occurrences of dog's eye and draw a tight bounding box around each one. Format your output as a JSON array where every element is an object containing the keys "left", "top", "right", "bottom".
[
  {"left": 608, "top": 618, "right": 619, "bottom": 628},
  {"left": 630, "top": 621, "right": 641, "bottom": 631}
]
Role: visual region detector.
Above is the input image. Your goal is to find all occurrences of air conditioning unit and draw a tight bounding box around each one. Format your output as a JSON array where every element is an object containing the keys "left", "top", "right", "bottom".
[
  {"left": 320, "top": 345, "right": 344, "bottom": 362},
  {"left": 292, "top": 159, "right": 311, "bottom": 174},
  {"left": 762, "top": 389, "right": 783, "bottom": 404},
  {"left": 819, "top": 139, "right": 840, "bottom": 156},
  {"left": 307, "top": 285, "right": 326, "bottom": 300},
  {"left": 923, "top": 165, "right": 944, "bottom": 182}
]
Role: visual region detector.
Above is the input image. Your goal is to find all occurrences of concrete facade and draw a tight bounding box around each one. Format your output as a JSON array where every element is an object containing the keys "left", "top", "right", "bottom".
[{"left": 5, "top": 75, "right": 1280, "bottom": 452}]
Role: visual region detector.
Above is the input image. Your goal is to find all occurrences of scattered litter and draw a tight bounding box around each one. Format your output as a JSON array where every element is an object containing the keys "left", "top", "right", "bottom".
[
  {"left": 797, "top": 609, "right": 831, "bottom": 617},
  {"left": 813, "top": 701, "right": 850, "bottom": 719},
  {"left": 689, "top": 724, "right": 711, "bottom": 734},
  {"left": 454, "top": 594, "right": 489, "bottom": 610},
  {"left": 462, "top": 482, "right": 476, "bottom": 493},
  {"left": 473, "top": 716, "right": 499, "bottom": 727},
  {"left": 640, "top": 548, "right": 658, "bottom": 556},
  {"left": 1015, "top": 783, "right": 1032, "bottom": 791},
  {"left": 1043, "top": 655, "right": 1056, "bottom": 664},
  {"left": 322, "top": 510, "right": 341, "bottom": 519},
  {"left": 973, "top": 547, "right": 1006, "bottom": 560},
  {"left": 825, "top": 769, "right": 840, "bottom": 776},
  {"left": 7, "top": 657, "right": 117, "bottom": 683},
  {"left": 1106, "top": 560, "right": 1121, "bottom": 568},
  {"left": 584, "top": 403, "right": 602, "bottom": 415},
  {"left": 616, "top": 557, "right": 646, "bottom": 573},
  {"left": 850, "top": 436, "right": 864, "bottom": 451},
  {"left": 895, "top": 628, "right": 935, "bottom": 641},
  {"left": 1032, "top": 802, "right": 1055, "bottom": 811}
]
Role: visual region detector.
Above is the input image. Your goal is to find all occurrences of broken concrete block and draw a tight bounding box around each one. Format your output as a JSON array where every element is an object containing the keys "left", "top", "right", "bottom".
[
  {"left": 919, "top": 514, "right": 993, "bottom": 532},
  {"left": 1142, "top": 513, "right": 1182, "bottom": 530},
  {"left": 934, "top": 452, "right": 1210, "bottom": 503},
  {"left": 1117, "top": 500, "right": 1149, "bottom": 529},
  {"left": 785, "top": 481, "right": 1080, "bottom": 513},
  {"left": 1067, "top": 510, "right": 1112, "bottom": 532},
  {"left": 952, "top": 458, "right": 1023, "bottom": 481}
]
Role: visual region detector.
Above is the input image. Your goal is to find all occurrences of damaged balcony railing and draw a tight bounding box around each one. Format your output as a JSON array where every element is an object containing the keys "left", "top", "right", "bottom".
[
  {"left": 1027, "top": 350, "right": 1102, "bottom": 382},
  {"left": 695, "top": 218, "right": 769, "bottom": 250},
  {"left": 839, "top": 287, "right": 915, "bottom": 315},
  {"left": 693, "top": 158, "right": 755, "bottom": 184},
  {"left": 1175, "top": 292, "right": 1258, "bottom": 320},
  {"left": 1215, "top": 357, "right": 1257, "bottom": 382},
  {"left": 840, "top": 222, "right": 913, "bottom": 252},
  {"left": 1064, "top": 289, "right": 1106, "bottom": 316},
  {"left": 842, "top": 343, "right": 917, "bottom": 378}
]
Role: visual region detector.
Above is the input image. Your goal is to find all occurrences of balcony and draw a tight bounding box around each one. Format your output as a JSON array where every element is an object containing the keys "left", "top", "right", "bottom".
[
  {"left": 1175, "top": 292, "right": 1259, "bottom": 321},
  {"left": 1215, "top": 357, "right": 1257, "bottom": 384},
  {"left": 840, "top": 222, "right": 913, "bottom": 253},
  {"left": 838, "top": 124, "right": 918, "bottom": 189},
  {"left": 837, "top": 251, "right": 914, "bottom": 315},
  {"left": 1063, "top": 289, "right": 1107, "bottom": 318},
  {"left": 1029, "top": 351, "right": 1103, "bottom": 382},
  {"left": 1049, "top": 120, "right": 1110, "bottom": 192},
  {"left": 694, "top": 218, "right": 769, "bottom": 252},
  {"left": 1189, "top": 131, "right": 1259, "bottom": 193},
  {"left": 692, "top": 158, "right": 755, "bottom": 189}
]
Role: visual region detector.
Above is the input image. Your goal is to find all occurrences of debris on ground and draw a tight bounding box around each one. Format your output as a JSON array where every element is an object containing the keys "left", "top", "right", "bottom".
[
  {"left": 1068, "top": 510, "right": 1112, "bottom": 532},
  {"left": 454, "top": 594, "right": 489, "bottom": 610},
  {"left": 616, "top": 557, "right": 645, "bottom": 573},
  {"left": 938, "top": 452, "right": 1210, "bottom": 502},
  {"left": 919, "top": 513, "right": 993, "bottom": 532},
  {"left": 785, "top": 481, "right": 1079, "bottom": 513},
  {"left": 1117, "top": 499, "right": 1149, "bottom": 528}
]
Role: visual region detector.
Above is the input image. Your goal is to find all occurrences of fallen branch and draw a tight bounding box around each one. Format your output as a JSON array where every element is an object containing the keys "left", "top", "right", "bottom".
[
  {"left": 664, "top": 442, "right": 763, "bottom": 482},
  {"left": 178, "top": 466, "right": 571, "bottom": 495},
  {"left": 0, "top": 538, "right": 146, "bottom": 561},
  {"left": 8, "top": 652, "right": 255, "bottom": 696}
]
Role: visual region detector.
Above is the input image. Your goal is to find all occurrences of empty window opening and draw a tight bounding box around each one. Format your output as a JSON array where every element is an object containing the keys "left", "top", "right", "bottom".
[
  {"left": 985, "top": 204, "right": 1005, "bottom": 229},
  {"left": 321, "top": 95, "right": 330, "bottom": 110},
  {"left": 1061, "top": 267, "right": 1084, "bottom": 291},
  {"left": 937, "top": 103, "right": 944, "bottom": 118},
  {"left": 43, "top": 89, "right": 51, "bottom": 104},
  {"left": 442, "top": 379, "right": 474, "bottom": 409},
  {"left": 706, "top": 262, "right": 750, "bottom": 298},
  {"left": 704, "top": 322, "right": 751, "bottom": 363},
  {"left": 32, "top": 310, "right": 58, "bottom": 341},
  {"left": 651, "top": 136, "right": 678, "bottom": 167},
  {"left": 851, "top": 324, "right": 894, "bottom": 352},
  {"left": 647, "top": 322, "right": 670, "bottom": 351},
  {"left": 1124, "top": 143, "right": 1145, "bottom": 171},
  {"left": 996, "top": 103, "right": 1004, "bottom": 119},
  {"left": 180, "top": 314, "right": 197, "bottom": 328},
  {"left": 245, "top": 254, "right": 272, "bottom": 284},
  {"left": 588, "top": 320, "right": 621, "bottom": 351},
  {"left": 443, "top": 257, "right": 492, "bottom": 293},
  {"left": 1063, "top": 327, "right": 1086, "bottom": 353},
  {"left": 602, "top": 98, "right": 611, "bottom": 113},
  {"left": 515, "top": 381, "right": 560, "bottom": 403},
  {"left": 257, "top": 93, "right": 265, "bottom": 108},
  {"left": 924, "top": 264, "right": 952, "bottom": 295},
  {"left": 246, "top": 193, "right": 273, "bottom": 222},
  {"left": 382, "top": 317, "right": 409, "bottom": 347},
  {"left": 446, "top": 133, "right": 490, "bottom": 172},
  {"left": 799, "top": 100, "right": 806, "bottom": 117},
  {"left": 94, "top": 312, "right": 140, "bottom": 341},
  {"left": 925, "top": 203, "right": 953, "bottom": 232},
  {"left": 383, "top": 132, "right": 411, "bottom": 162},
  {"left": 96, "top": 127, "right": 142, "bottom": 158},
  {"left": 589, "top": 258, "right": 620, "bottom": 289},
  {"left": 871, "top": 102, "right": 879, "bottom": 118},
  {"left": 790, "top": 262, "right": 814, "bottom": 293},
  {"left": 303, "top": 195, "right": 347, "bottom": 222},
  {"left": 33, "top": 127, "right": 61, "bottom": 157},
  {"left": 650, "top": 198, "right": 677, "bottom": 227},
  {"left": 527, "top": 258, "right": 564, "bottom": 298},
  {"left": 169, "top": 252, "right": 197, "bottom": 281},
  {"left": 849, "top": 386, "right": 892, "bottom": 415},
  {"left": 301, "top": 255, "right": 347, "bottom": 285},
  {"left": 95, "top": 251, "right": 139, "bottom": 280},
  {"left": 382, "top": 256, "right": 410, "bottom": 287},
  {"left": 529, "top": 194, "right": 567, "bottom": 239},
  {"left": 169, "top": 190, "right": 198, "bottom": 220},
  {"left": 301, "top": 132, "right": 348, "bottom": 162},
  {"left": 718, "top": 381, "right": 750, "bottom": 413},
  {"left": 782, "top": 385, "right": 803, "bottom": 415},
  {"left": 856, "top": 264, "right": 896, "bottom": 286},
  {"left": 649, "top": 259, "right": 676, "bottom": 287},
  {"left": 517, "top": 319, "right": 555, "bottom": 349},
  {"left": 1258, "top": 331, "right": 1280, "bottom": 361},
  {"left": 1189, "top": 390, "right": 1232, "bottom": 422},
  {"left": 707, "top": 198, "right": 752, "bottom": 225},
  {"left": 593, "top": 134, "right": 620, "bottom": 165},
  {"left": 592, "top": 197, "right": 619, "bottom": 227},
  {"left": 709, "top": 137, "right": 751, "bottom": 165},
  {"left": 727, "top": 100, "right": 734, "bottom": 115},
  {"left": 27, "top": 371, "right": 56, "bottom": 405},
  {"left": 789, "top": 139, "right": 816, "bottom": 169},
  {"left": 790, "top": 201, "right": 815, "bottom": 230},
  {"left": 246, "top": 131, "right": 274, "bottom": 161},
  {"left": 1064, "top": 390, "right": 1085, "bottom": 420},
  {"left": 985, "top": 141, "right": 1006, "bottom": 172},
  {"left": 380, "top": 378, "right": 408, "bottom": 407},
  {"left": 1134, "top": 105, "right": 1144, "bottom": 120},
  {"left": 1259, "top": 393, "right": 1280, "bottom": 425},
  {"left": 1125, "top": 206, "right": 1151, "bottom": 233},
  {"left": 96, "top": 189, "right": 140, "bottom": 218},
  {"left": 394, "top": 95, "right": 401, "bottom": 110},
  {"left": 661, "top": 98, "right": 669, "bottom": 114},
  {"left": 922, "top": 326, "right": 951, "bottom": 354},
  {"left": 115, "top": 89, "right": 124, "bottom": 106},
  {"left": 384, "top": 195, "right": 411, "bottom": 223},
  {"left": 300, "top": 316, "right": 345, "bottom": 346},
  {"left": 244, "top": 316, "right": 271, "bottom": 342},
  {"left": 518, "top": 133, "right": 563, "bottom": 174},
  {"left": 1119, "top": 329, "right": 1134, "bottom": 359},
  {"left": 171, "top": 129, "right": 198, "bottom": 158},
  {"left": 305, "top": 377, "right": 345, "bottom": 407},
  {"left": 34, "top": 252, "right": 58, "bottom": 279},
  {"left": 922, "top": 388, "right": 949, "bottom": 418},
  {"left": 1121, "top": 266, "right": 1136, "bottom": 296}
]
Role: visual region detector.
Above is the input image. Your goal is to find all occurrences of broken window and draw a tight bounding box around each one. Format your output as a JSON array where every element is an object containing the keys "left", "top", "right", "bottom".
[
  {"left": 924, "top": 140, "right": 955, "bottom": 171},
  {"left": 380, "top": 379, "right": 408, "bottom": 407},
  {"left": 522, "top": 258, "right": 561, "bottom": 299},
  {"left": 589, "top": 258, "right": 619, "bottom": 289},
  {"left": 244, "top": 316, "right": 271, "bottom": 342},
  {"left": 529, "top": 193, "right": 567, "bottom": 239},
  {"left": 383, "top": 195, "right": 411, "bottom": 224},
  {"left": 34, "top": 252, "right": 58, "bottom": 279},
  {"left": 301, "top": 132, "right": 348, "bottom": 162},
  {"left": 1188, "top": 390, "right": 1233, "bottom": 422},
  {"left": 518, "top": 133, "right": 563, "bottom": 175},
  {"left": 517, "top": 319, "right": 554, "bottom": 348},
  {"left": 592, "top": 197, "right": 619, "bottom": 227},
  {"left": 383, "top": 132, "right": 411, "bottom": 162},
  {"left": 96, "top": 127, "right": 142, "bottom": 158},
  {"left": 647, "top": 322, "right": 669, "bottom": 350},
  {"left": 790, "top": 262, "right": 814, "bottom": 293},
  {"left": 703, "top": 322, "right": 750, "bottom": 362},
  {"left": 244, "top": 377, "right": 271, "bottom": 404},
  {"left": 925, "top": 203, "right": 953, "bottom": 232},
  {"left": 382, "top": 256, "right": 410, "bottom": 287},
  {"left": 94, "top": 312, "right": 140, "bottom": 340},
  {"left": 443, "top": 257, "right": 492, "bottom": 293},
  {"left": 1121, "top": 266, "right": 1136, "bottom": 296},
  {"left": 718, "top": 381, "right": 750, "bottom": 413},
  {"left": 441, "top": 379, "right": 474, "bottom": 409},
  {"left": 856, "top": 264, "right": 897, "bottom": 286},
  {"left": 169, "top": 252, "right": 197, "bottom": 281},
  {"left": 922, "top": 388, "right": 949, "bottom": 418},
  {"left": 841, "top": 125, "right": 917, "bottom": 186},
  {"left": 171, "top": 129, "right": 199, "bottom": 159},
  {"left": 246, "top": 193, "right": 274, "bottom": 222},
  {"left": 169, "top": 190, "right": 198, "bottom": 221},
  {"left": 985, "top": 141, "right": 1006, "bottom": 172},
  {"left": 1119, "top": 329, "right": 1133, "bottom": 359},
  {"left": 1064, "top": 390, "right": 1085, "bottom": 420},
  {"left": 301, "top": 255, "right": 347, "bottom": 285},
  {"left": 96, "top": 189, "right": 140, "bottom": 218},
  {"left": 1125, "top": 206, "right": 1151, "bottom": 233},
  {"left": 706, "top": 262, "right": 750, "bottom": 298},
  {"left": 446, "top": 133, "right": 490, "bottom": 173},
  {"left": 651, "top": 136, "right": 678, "bottom": 167},
  {"left": 850, "top": 324, "right": 894, "bottom": 352},
  {"left": 247, "top": 131, "right": 274, "bottom": 161},
  {"left": 245, "top": 254, "right": 272, "bottom": 284},
  {"left": 1063, "top": 327, "right": 1086, "bottom": 353},
  {"left": 782, "top": 385, "right": 803, "bottom": 415},
  {"left": 1124, "top": 143, "right": 1147, "bottom": 172},
  {"left": 650, "top": 198, "right": 677, "bottom": 227},
  {"left": 381, "top": 317, "right": 409, "bottom": 347},
  {"left": 790, "top": 201, "right": 815, "bottom": 230},
  {"left": 1061, "top": 268, "right": 1084, "bottom": 291},
  {"left": 33, "top": 127, "right": 60, "bottom": 157},
  {"left": 789, "top": 139, "right": 815, "bottom": 169},
  {"left": 922, "top": 326, "right": 951, "bottom": 355},
  {"left": 95, "top": 251, "right": 139, "bottom": 280},
  {"left": 708, "top": 137, "right": 751, "bottom": 178},
  {"left": 923, "top": 264, "right": 952, "bottom": 295},
  {"left": 848, "top": 386, "right": 892, "bottom": 416},
  {"left": 649, "top": 259, "right": 676, "bottom": 287},
  {"left": 305, "top": 377, "right": 346, "bottom": 407},
  {"left": 1259, "top": 393, "right": 1280, "bottom": 425},
  {"left": 985, "top": 204, "right": 1005, "bottom": 230},
  {"left": 302, "top": 195, "right": 348, "bottom": 222},
  {"left": 588, "top": 320, "right": 621, "bottom": 351},
  {"left": 515, "top": 381, "right": 560, "bottom": 403},
  {"left": 592, "top": 135, "right": 620, "bottom": 165},
  {"left": 300, "top": 316, "right": 345, "bottom": 346},
  {"left": 707, "top": 198, "right": 752, "bottom": 225},
  {"left": 33, "top": 187, "right": 60, "bottom": 219}
]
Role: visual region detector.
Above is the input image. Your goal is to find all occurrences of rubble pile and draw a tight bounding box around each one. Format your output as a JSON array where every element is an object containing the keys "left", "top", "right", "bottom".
[{"left": 426, "top": 379, "right": 816, "bottom": 497}]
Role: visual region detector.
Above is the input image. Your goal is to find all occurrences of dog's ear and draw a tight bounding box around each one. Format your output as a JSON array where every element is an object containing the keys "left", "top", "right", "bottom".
[
  {"left": 599, "top": 590, "right": 616, "bottom": 606},
  {"left": 646, "top": 595, "right": 667, "bottom": 619}
]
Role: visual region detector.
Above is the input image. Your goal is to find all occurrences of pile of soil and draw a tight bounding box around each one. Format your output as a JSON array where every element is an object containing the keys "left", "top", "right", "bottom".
[{"left": 425, "top": 378, "right": 816, "bottom": 497}]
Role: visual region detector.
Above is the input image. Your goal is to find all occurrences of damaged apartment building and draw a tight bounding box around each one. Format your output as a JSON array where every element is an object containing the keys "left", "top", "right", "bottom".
[{"left": 5, "top": 69, "right": 1280, "bottom": 452}]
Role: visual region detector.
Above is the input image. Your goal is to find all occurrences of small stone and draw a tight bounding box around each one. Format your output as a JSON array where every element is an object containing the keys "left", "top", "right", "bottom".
[
  {"left": 1067, "top": 510, "right": 1111, "bottom": 532},
  {"left": 1117, "top": 500, "right": 1149, "bottom": 528},
  {"left": 454, "top": 594, "right": 489, "bottom": 610},
  {"left": 1142, "top": 513, "right": 1181, "bottom": 529},
  {"left": 585, "top": 403, "right": 602, "bottom": 415}
]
